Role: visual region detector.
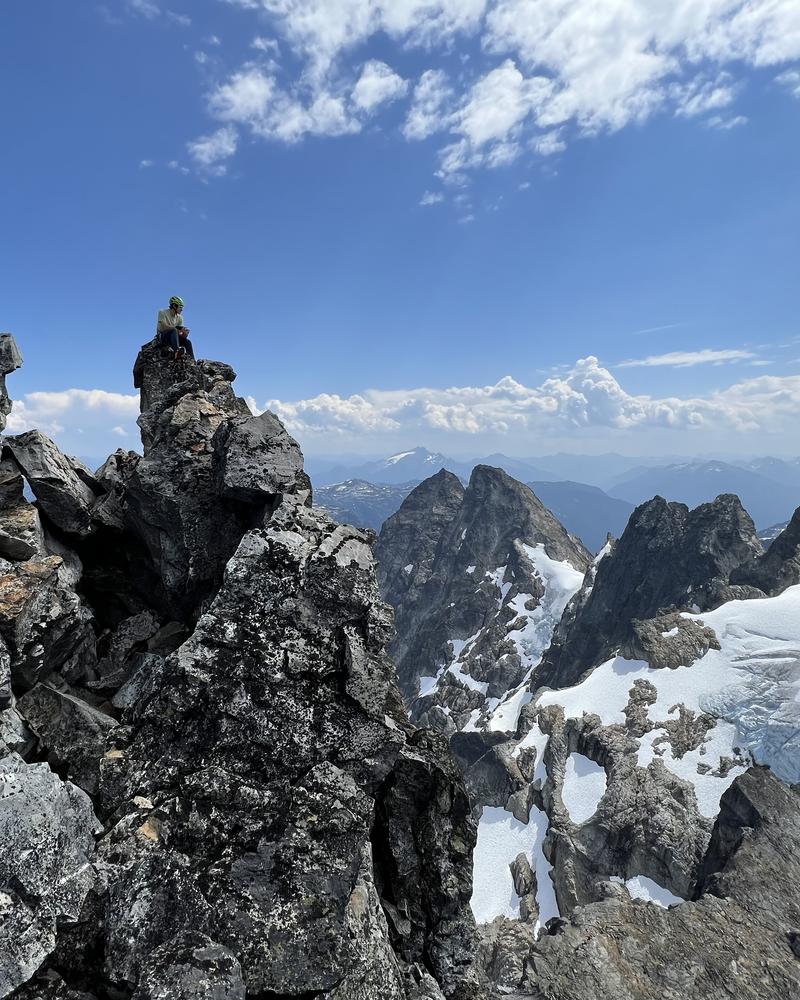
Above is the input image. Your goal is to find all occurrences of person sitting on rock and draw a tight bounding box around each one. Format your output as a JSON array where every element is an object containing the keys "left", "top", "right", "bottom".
[{"left": 157, "top": 296, "right": 195, "bottom": 361}]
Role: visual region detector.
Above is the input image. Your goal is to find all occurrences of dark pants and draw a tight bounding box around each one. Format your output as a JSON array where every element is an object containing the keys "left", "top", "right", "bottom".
[{"left": 158, "top": 329, "right": 195, "bottom": 359}]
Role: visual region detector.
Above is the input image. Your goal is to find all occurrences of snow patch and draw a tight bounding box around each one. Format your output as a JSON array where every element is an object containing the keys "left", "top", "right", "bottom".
[
  {"left": 470, "top": 805, "right": 558, "bottom": 932},
  {"left": 485, "top": 545, "right": 585, "bottom": 732},
  {"left": 610, "top": 874, "right": 684, "bottom": 908},
  {"left": 594, "top": 540, "right": 612, "bottom": 564},
  {"left": 386, "top": 450, "right": 415, "bottom": 465},
  {"left": 561, "top": 753, "right": 607, "bottom": 824}
]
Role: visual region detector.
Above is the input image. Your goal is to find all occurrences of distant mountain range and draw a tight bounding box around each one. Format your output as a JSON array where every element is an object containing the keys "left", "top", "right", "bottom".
[
  {"left": 312, "top": 446, "right": 553, "bottom": 487},
  {"left": 609, "top": 460, "right": 799, "bottom": 529},
  {"left": 315, "top": 479, "right": 417, "bottom": 532},
  {"left": 314, "top": 470, "right": 635, "bottom": 552},
  {"left": 309, "top": 447, "right": 800, "bottom": 535}
]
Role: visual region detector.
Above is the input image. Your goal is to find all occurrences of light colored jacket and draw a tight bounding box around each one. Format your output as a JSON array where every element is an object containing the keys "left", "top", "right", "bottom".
[{"left": 157, "top": 308, "right": 184, "bottom": 335}]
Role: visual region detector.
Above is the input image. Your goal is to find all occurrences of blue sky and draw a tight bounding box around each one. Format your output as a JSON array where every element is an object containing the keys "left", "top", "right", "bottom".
[{"left": 1, "top": 0, "right": 799, "bottom": 462}]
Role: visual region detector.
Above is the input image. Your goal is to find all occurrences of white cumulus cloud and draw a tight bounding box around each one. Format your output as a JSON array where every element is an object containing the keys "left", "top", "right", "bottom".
[
  {"left": 261, "top": 356, "right": 800, "bottom": 449},
  {"left": 352, "top": 60, "right": 408, "bottom": 111}
]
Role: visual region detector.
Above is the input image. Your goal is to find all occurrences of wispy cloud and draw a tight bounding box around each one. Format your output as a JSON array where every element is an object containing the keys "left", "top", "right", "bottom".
[
  {"left": 618, "top": 349, "right": 758, "bottom": 369},
  {"left": 630, "top": 323, "right": 687, "bottom": 337},
  {"left": 187, "top": 125, "right": 239, "bottom": 174},
  {"left": 776, "top": 69, "right": 800, "bottom": 99},
  {"left": 200, "top": 0, "right": 800, "bottom": 183},
  {"left": 420, "top": 191, "right": 445, "bottom": 206}
]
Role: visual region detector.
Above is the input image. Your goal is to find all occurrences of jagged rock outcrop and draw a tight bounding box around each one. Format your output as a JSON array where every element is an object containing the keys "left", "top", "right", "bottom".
[
  {"left": 731, "top": 505, "right": 800, "bottom": 596},
  {"left": 529, "top": 767, "right": 800, "bottom": 1000},
  {"left": 3, "top": 432, "right": 100, "bottom": 539},
  {"left": 0, "top": 754, "right": 99, "bottom": 998},
  {"left": 620, "top": 612, "right": 720, "bottom": 670},
  {"left": 0, "top": 335, "right": 23, "bottom": 432},
  {"left": 533, "top": 493, "right": 763, "bottom": 693},
  {"left": 0, "top": 338, "right": 483, "bottom": 1000},
  {"left": 376, "top": 465, "right": 800, "bottom": 994},
  {"left": 376, "top": 466, "right": 590, "bottom": 732}
]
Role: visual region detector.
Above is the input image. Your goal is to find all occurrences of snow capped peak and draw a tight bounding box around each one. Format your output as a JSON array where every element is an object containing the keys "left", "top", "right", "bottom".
[{"left": 385, "top": 450, "right": 417, "bottom": 465}]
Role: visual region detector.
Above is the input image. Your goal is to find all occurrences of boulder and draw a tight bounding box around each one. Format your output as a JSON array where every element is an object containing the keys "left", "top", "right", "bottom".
[
  {"left": 621, "top": 612, "right": 721, "bottom": 670},
  {"left": 3, "top": 433, "right": 100, "bottom": 538},
  {"left": 0, "top": 555, "right": 96, "bottom": 690},
  {"left": 17, "top": 682, "right": 117, "bottom": 794},
  {"left": 528, "top": 768, "right": 800, "bottom": 1000},
  {"left": 0, "top": 754, "right": 99, "bottom": 998},
  {"left": 214, "top": 409, "right": 306, "bottom": 503},
  {"left": 0, "top": 334, "right": 23, "bottom": 433}
]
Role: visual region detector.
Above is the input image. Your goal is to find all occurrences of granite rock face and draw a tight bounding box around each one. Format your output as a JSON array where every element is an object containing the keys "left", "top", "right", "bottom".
[
  {"left": 533, "top": 493, "right": 763, "bottom": 693},
  {"left": 732, "top": 505, "right": 800, "bottom": 596},
  {"left": 529, "top": 768, "right": 800, "bottom": 1000},
  {"left": 376, "top": 463, "right": 800, "bottom": 995},
  {"left": 376, "top": 466, "right": 590, "bottom": 731},
  {"left": 0, "top": 338, "right": 483, "bottom": 1000}
]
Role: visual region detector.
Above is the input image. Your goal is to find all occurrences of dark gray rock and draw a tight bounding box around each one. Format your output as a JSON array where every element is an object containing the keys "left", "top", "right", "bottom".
[
  {"left": 215, "top": 409, "right": 305, "bottom": 503},
  {"left": 0, "top": 334, "right": 22, "bottom": 433},
  {"left": 0, "top": 555, "right": 96, "bottom": 691},
  {"left": 534, "top": 493, "right": 763, "bottom": 693},
  {"left": 529, "top": 767, "right": 800, "bottom": 1000},
  {"left": 376, "top": 466, "right": 589, "bottom": 723},
  {"left": 9, "top": 970, "right": 97, "bottom": 1000},
  {"left": 0, "top": 706, "right": 35, "bottom": 756},
  {"left": 3, "top": 433, "right": 100, "bottom": 538},
  {"left": 124, "top": 352, "right": 275, "bottom": 619},
  {"left": 16, "top": 682, "right": 117, "bottom": 794},
  {"left": 475, "top": 917, "right": 538, "bottom": 992},
  {"left": 91, "top": 493, "right": 482, "bottom": 997},
  {"left": 0, "top": 754, "right": 99, "bottom": 998},
  {"left": 621, "top": 612, "right": 721, "bottom": 670},
  {"left": 132, "top": 933, "right": 246, "bottom": 1000},
  {"left": 732, "top": 505, "right": 800, "bottom": 596},
  {"left": 91, "top": 610, "right": 160, "bottom": 690},
  {"left": 0, "top": 459, "right": 45, "bottom": 563}
]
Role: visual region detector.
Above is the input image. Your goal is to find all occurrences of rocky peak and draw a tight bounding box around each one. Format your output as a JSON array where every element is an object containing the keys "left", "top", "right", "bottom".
[
  {"left": 731, "top": 504, "right": 800, "bottom": 596},
  {"left": 376, "top": 469, "right": 465, "bottom": 654},
  {"left": 532, "top": 492, "right": 764, "bottom": 693},
  {"left": 0, "top": 337, "right": 483, "bottom": 1000},
  {"left": 376, "top": 466, "right": 590, "bottom": 728}
]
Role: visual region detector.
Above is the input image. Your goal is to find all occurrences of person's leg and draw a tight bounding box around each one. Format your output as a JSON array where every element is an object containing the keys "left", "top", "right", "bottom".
[
  {"left": 182, "top": 337, "right": 195, "bottom": 359},
  {"left": 159, "top": 328, "right": 180, "bottom": 353}
]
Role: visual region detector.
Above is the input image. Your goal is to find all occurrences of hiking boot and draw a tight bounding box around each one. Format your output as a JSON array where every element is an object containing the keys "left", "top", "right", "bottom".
[{"left": 175, "top": 346, "right": 187, "bottom": 361}]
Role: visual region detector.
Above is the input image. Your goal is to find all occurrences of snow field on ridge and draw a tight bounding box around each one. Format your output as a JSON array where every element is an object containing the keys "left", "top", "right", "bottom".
[
  {"left": 472, "top": 586, "right": 800, "bottom": 926},
  {"left": 470, "top": 805, "right": 558, "bottom": 931}
]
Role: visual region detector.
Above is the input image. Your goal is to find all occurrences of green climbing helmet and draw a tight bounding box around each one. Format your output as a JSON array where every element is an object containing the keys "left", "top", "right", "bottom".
[{"left": 169, "top": 295, "right": 185, "bottom": 308}]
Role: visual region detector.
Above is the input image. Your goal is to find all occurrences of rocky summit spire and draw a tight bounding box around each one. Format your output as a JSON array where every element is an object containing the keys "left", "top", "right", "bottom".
[
  {"left": 376, "top": 464, "right": 591, "bottom": 730},
  {"left": 533, "top": 492, "right": 764, "bottom": 693},
  {"left": 0, "top": 340, "right": 484, "bottom": 999}
]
